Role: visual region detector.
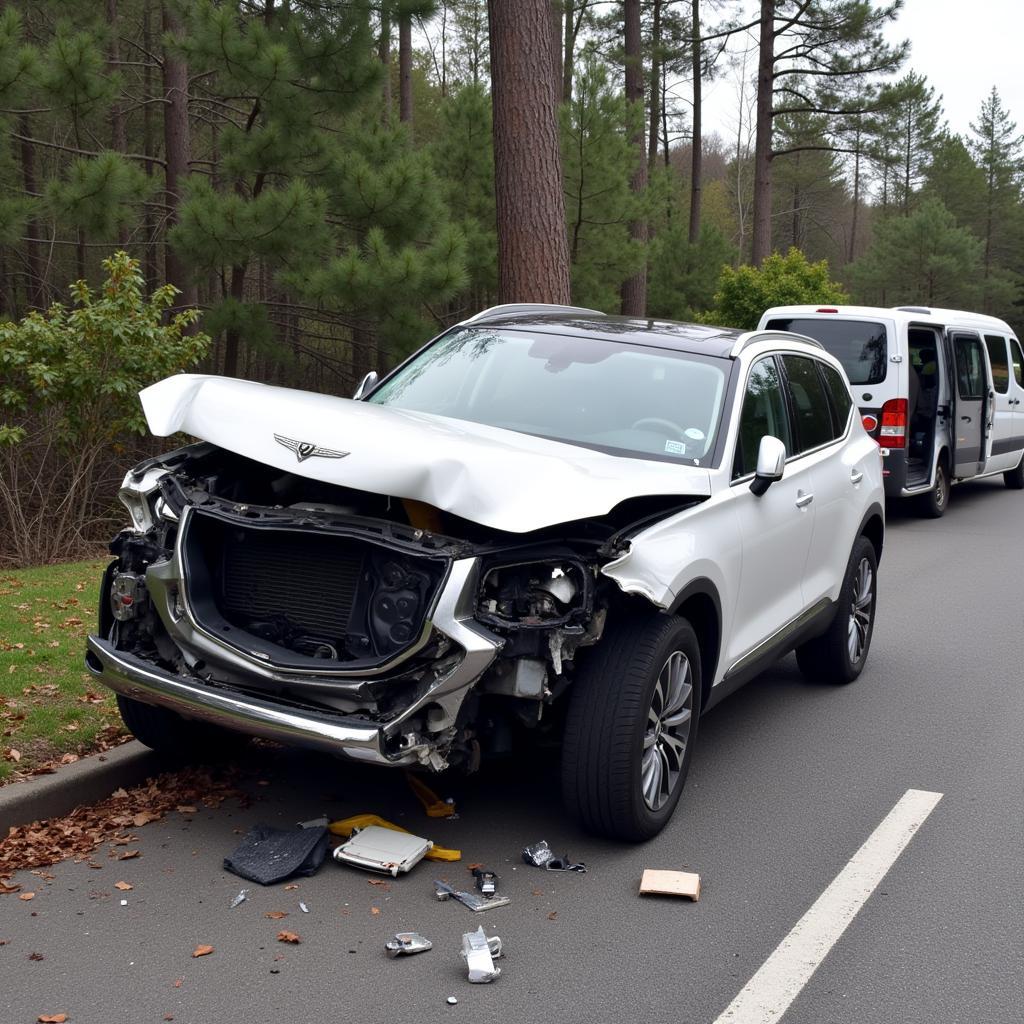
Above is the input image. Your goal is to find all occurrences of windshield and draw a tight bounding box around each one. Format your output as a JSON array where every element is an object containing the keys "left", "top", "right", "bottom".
[
  {"left": 368, "top": 328, "right": 729, "bottom": 463},
  {"left": 765, "top": 317, "right": 889, "bottom": 385}
]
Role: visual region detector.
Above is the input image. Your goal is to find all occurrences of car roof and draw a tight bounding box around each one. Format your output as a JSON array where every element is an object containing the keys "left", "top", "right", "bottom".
[
  {"left": 460, "top": 312, "right": 744, "bottom": 358},
  {"left": 763, "top": 304, "right": 1016, "bottom": 335}
]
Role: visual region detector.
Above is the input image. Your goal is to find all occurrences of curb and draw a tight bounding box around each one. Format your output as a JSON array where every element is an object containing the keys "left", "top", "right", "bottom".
[{"left": 0, "top": 741, "right": 169, "bottom": 835}]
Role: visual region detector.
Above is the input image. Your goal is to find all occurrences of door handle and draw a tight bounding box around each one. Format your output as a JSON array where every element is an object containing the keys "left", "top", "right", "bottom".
[
  {"left": 851, "top": 469, "right": 864, "bottom": 485},
  {"left": 795, "top": 491, "right": 814, "bottom": 508},
  {"left": 961, "top": 415, "right": 972, "bottom": 422}
]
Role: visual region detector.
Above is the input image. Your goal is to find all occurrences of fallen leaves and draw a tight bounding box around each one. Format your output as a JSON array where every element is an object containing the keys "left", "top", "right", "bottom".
[
  {"left": 276, "top": 931, "right": 301, "bottom": 944},
  {"left": 366, "top": 878, "right": 390, "bottom": 890},
  {"left": 191, "top": 945, "right": 214, "bottom": 958},
  {"left": 28, "top": 951, "right": 45, "bottom": 960},
  {"left": 547, "top": 911, "right": 558, "bottom": 921},
  {"left": 131, "top": 811, "right": 160, "bottom": 828},
  {"left": 37, "top": 1014, "right": 68, "bottom": 1023},
  {"left": 0, "top": 765, "right": 245, "bottom": 874},
  {"left": 370, "top": 906, "right": 381, "bottom": 916},
  {"left": 283, "top": 883, "right": 299, "bottom": 891},
  {"left": 0, "top": 876, "right": 21, "bottom": 894},
  {"left": 113, "top": 881, "right": 133, "bottom": 891},
  {"left": 19, "top": 892, "right": 35, "bottom": 901},
  {"left": 264, "top": 911, "right": 288, "bottom": 920},
  {"left": 6, "top": 748, "right": 20, "bottom": 763}
]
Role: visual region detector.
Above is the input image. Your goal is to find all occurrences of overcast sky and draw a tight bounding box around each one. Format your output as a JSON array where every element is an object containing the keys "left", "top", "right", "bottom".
[{"left": 699, "top": 0, "right": 1024, "bottom": 147}]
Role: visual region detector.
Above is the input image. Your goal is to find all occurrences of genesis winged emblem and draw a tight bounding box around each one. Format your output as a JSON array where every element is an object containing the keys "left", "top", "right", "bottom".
[{"left": 273, "top": 434, "right": 350, "bottom": 463}]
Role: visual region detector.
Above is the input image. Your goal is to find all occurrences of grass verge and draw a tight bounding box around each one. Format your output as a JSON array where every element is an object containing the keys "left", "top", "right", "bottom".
[{"left": 0, "top": 558, "right": 127, "bottom": 783}]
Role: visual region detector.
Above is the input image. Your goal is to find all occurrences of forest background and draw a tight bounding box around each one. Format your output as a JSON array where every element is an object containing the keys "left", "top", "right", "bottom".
[{"left": 0, "top": 0, "right": 1022, "bottom": 563}]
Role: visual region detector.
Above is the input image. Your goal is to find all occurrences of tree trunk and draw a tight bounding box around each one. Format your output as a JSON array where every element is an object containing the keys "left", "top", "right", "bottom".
[
  {"left": 141, "top": 0, "right": 159, "bottom": 290},
  {"left": 751, "top": 0, "right": 775, "bottom": 266},
  {"left": 162, "top": 2, "right": 197, "bottom": 307},
  {"left": 688, "top": 0, "right": 703, "bottom": 243},
  {"left": 106, "top": 0, "right": 129, "bottom": 248},
  {"left": 379, "top": 11, "right": 392, "bottom": 122},
  {"left": 619, "top": 0, "right": 647, "bottom": 316},
  {"left": 224, "top": 264, "right": 246, "bottom": 378},
  {"left": 848, "top": 123, "right": 861, "bottom": 262},
  {"left": 489, "top": 0, "right": 571, "bottom": 304},
  {"left": 562, "top": 1, "right": 575, "bottom": 103},
  {"left": 551, "top": 1, "right": 563, "bottom": 102},
  {"left": 18, "top": 115, "right": 44, "bottom": 309},
  {"left": 647, "top": 0, "right": 662, "bottom": 171},
  {"left": 399, "top": 14, "right": 413, "bottom": 125}
]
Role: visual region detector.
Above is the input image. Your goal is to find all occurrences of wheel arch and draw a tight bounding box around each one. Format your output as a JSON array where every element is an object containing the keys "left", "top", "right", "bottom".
[
  {"left": 858, "top": 502, "right": 885, "bottom": 564},
  {"left": 668, "top": 578, "right": 721, "bottom": 711}
]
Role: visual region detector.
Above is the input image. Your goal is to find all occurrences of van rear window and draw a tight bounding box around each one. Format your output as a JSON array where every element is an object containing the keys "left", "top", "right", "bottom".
[{"left": 765, "top": 318, "right": 888, "bottom": 385}]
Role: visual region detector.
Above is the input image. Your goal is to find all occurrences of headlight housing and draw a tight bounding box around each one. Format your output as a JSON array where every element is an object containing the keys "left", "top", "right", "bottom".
[{"left": 475, "top": 558, "right": 592, "bottom": 629}]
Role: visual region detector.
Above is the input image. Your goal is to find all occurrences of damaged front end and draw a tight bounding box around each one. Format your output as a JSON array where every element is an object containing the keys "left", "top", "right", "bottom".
[{"left": 87, "top": 443, "right": 697, "bottom": 772}]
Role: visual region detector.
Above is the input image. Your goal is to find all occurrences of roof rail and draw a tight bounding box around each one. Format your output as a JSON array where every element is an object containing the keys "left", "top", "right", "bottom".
[
  {"left": 730, "top": 329, "right": 824, "bottom": 357},
  {"left": 894, "top": 305, "right": 932, "bottom": 314},
  {"left": 460, "top": 302, "right": 606, "bottom": 325}
]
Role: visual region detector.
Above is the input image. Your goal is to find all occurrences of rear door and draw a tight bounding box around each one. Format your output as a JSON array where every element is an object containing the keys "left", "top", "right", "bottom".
[
  {"left": 1008, "top": 336, "right": 1024, "bottom": 463},
  {"left": 950, "top": 331, "right": 988, "bottom": 478},
  {"left": 983, "top": 334, "right": 1016, "bottom": 471}
]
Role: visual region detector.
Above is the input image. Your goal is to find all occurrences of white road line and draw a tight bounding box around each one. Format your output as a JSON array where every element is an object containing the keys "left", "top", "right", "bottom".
[{"left": 713, "top": 788, "right": 943, "bottom": 1024}]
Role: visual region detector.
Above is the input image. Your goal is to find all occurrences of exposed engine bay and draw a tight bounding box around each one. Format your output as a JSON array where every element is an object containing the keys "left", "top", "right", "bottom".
[{"left": 90, "top": 442, "right": 699, "bottom": 771}]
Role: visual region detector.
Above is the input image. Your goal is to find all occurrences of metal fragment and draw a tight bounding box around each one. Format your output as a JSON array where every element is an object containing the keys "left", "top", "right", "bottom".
[
  {"left": 472, "top": 868, "right": 498, "bottom": 895},
  {"left": 299, "top": 901, "right": 309, "bottom": 913},
  {"left": 522, "top": 840, "right": 586, "bottom": 873},
  {"left": 461, "top": 925, "right": 503, "bottom": 983},
  {"left": 446, "top": 997, "right": 458, "bottom": 1005},
  {"left": 230, "top": 889, "right": 249, "bottom": 909},
  {"left": 434, "top": 880, "right": 510, "bottom": 912},
  {"left": 385, "top": 932, "right": 433, "bottom": 958}
]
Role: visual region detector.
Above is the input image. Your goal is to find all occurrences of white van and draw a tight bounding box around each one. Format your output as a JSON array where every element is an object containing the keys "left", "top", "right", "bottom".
[{"left": 757, "top": 305, "right": 1024, "bottom": 516}]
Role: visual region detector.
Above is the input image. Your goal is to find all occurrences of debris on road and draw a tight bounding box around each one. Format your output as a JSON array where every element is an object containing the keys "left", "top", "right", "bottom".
[
  {"left": 223, "top": 824, "right": 329, "bottom": 885},
  {"left": 472, "top": 867, "right": 499, "bottom": 895},
  {"left": 299, "top": 901, "right": 309, "bottom": 913},
  {"left": 522, "top": 840, "right": 586, "bottom": 873},
  {"left": 446, "top": 997, "right": 458, "bottom": 1005},
  {"left": 328, "top": 814, "right": 461, "bottom": 862},
  {"left": 333, "top": 825, "right": 433, "bottom": 876},
  {"left": 385, "top": 932, "right": 433, "bottom": 958},
  {"left": 296, "top": 816, "right": 329, "bottom": 829},
  {"left": 639, "top": 868, "right": 701, "bottom": 900},
  {"left": 264, "top": 911, "right": 288, "bottom": 920},
  {"left": 37, "top": 1014, "right": 68, "bottom": 1023},
  {"left": 276, "top": 931, "right": 301, "bottom": 944},
  {"left": 405, "top": 772, "right": 457, "bottom": 818},
  {"left": 461, "top": 926, "right": 503, "bottom": 983},
  {"left": 192, "top": 945, "right": 215, "bottom": 958},
  {"left": 230, "top": 889, "right": 248, "bottom": 909},
  {"left": 434, "top": 879, "right": 511, "bottom": 912}
]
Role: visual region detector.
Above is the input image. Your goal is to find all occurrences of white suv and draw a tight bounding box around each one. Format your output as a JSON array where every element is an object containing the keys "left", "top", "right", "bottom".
[{"left": 87, "top": 305, "right": 884, "bottom": 840}]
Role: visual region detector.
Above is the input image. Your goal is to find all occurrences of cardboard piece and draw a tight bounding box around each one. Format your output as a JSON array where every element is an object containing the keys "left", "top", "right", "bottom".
[{"left": 639, "top": 868, "right": 701, "bottom": 900}]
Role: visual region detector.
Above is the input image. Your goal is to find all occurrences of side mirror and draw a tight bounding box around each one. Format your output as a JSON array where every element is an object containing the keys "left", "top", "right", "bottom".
[
  {"left": 353, "top": 370, "right": 379, "bottom": 400},
  {"left": 750, "top": 436, "right": 786, "bottom": 496}
]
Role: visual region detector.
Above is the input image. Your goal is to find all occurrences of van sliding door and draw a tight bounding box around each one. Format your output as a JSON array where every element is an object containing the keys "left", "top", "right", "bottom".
[{"left": 950, "top": 331, "right": 989, "bottom": 478}]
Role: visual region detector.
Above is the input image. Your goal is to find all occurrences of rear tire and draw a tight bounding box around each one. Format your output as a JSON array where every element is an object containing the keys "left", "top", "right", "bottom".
[
  {"left": 116, "top": 694, "right": 242, "bottom": 757},
  {"left": 1003, "top": 456, "right": 1024, "bottom": 490},
  {"left": 917, "top": 459, "right": 949, "bottom": 518},
  {"left": 561, "top": 612, "right": 701, "bottom": 841},
  {"left": 796, "top": 536, "right": 877, "bottom": 685}
]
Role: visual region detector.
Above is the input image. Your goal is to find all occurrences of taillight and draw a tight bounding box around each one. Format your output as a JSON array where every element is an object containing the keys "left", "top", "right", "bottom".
[
  {"left": 862, "top": 414, "right": 878, "bottom": 434},
  {"left": 879, "top": 398, "right": 908, "bottom": 448}
]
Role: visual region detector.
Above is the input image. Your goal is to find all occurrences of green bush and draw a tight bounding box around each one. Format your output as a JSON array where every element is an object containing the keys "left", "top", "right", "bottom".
[{"left": 710, "top": 248, "right": 848, "bottom": 330}]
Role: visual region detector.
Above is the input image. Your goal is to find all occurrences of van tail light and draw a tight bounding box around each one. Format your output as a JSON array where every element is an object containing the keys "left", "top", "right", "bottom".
[
  {"left": 878, "top": 398, "right": 908, "bottom": 448},
  {"left": 861, "top": 414, "right": 879, "bottom": 435}
]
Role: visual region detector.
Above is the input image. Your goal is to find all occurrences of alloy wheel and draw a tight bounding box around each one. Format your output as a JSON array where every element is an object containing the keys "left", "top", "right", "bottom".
[
  {"left": 847, "top": 557, "right": 874, "bottom": 665},
  {"left": 641, "top": 650, "right": 693, "bottom": 811}
]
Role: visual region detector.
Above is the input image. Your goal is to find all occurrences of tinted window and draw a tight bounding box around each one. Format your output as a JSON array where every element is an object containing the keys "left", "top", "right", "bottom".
[
  {"left": 1010, "top": 337, "right": 1024, "bottom": 387},
  {"left": 954, "top": 335, "right": 985, "bottom": 400},
  {"left": 765, "top": 318, "right": 888, "bottom": 385},
  {"left": 369, "top": 327, "right": 729, "bottom": 464},
  {"left": 820, "top": 362, "right": 853, "bottom": 431},
  {"left": 783, "top": 355, "right": 836, "bottom": 451},
  {"left": 734, "top": 358, "right": 792, "bottom": 478},
  {"left": 984, "top": 335, "right": 1009, "bottom": 394}
]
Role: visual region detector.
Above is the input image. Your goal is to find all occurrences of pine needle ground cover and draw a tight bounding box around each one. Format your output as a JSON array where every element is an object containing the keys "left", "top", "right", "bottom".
[{"left": 0, "top": 559, "right": 126, "bottom": 783}]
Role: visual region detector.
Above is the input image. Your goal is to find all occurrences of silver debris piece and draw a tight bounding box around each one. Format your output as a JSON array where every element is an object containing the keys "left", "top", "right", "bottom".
[
  {"left": 385, "top": 932, "right": 433, "bottom": 959},
  {"left": 333, "top": 825, "right": 433, "bottom": 877},
  {"left": 230, "top": 889, "right": 249, "bottom": 909},
  {"left": 522, "top": 840, "right": 586, "bottom": 873},
  {"left": 446, "top": 997, "right": 458, "bottom": 1005},
  {"left": 433, "top": 879, "right": 511, "bottom": 912},
  {"left": 461, "top": 926, "right": 503, "bottom": 983},
  {"left": 299, "top": 901, "right": 309, "bottom": 914}
]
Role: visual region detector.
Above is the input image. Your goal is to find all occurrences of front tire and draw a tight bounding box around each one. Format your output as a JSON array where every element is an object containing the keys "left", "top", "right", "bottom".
[
  {"left": 116, "top": 694, "right": 241, "bottom": 757},
  {"left": 561, "top": 612, "right": 701, "bottom": 841},
  {"left": 796, "top": 535, "right": 877, "bottom": 685}
]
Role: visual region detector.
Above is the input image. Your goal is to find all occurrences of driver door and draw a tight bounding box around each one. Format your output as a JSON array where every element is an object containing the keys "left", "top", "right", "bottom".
[{"left": 725, "top": 356, "right": 815, "bottom": 669}]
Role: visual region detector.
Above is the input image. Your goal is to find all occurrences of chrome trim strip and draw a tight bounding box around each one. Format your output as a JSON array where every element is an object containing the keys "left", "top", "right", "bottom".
[{"left": 723, "top": 596, "right": 834, "bottom": 680}]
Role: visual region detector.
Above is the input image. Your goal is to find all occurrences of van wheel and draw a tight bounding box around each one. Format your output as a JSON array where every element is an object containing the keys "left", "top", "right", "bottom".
[
  {"left": 561, "top": 612, "right": 701, "bottom": 841},
  {"left": 1003, "top": 456, "right": 1024, "bottom": 490},
  {"left": 796, "top": 536, "right": 877, "bottom": 685},
  {"left": 917, "top": 459, "right": 948, "bottom": 518}
]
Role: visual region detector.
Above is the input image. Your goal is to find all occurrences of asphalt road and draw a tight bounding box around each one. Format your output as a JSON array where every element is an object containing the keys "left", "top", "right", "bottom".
[{"left": 2, "top": 478, "right": 1023, "bottom": 1024}]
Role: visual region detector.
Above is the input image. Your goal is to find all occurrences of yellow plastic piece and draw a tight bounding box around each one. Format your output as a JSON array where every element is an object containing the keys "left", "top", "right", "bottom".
[
  {"left": 405, "top": 772, "right": 457, "bottom": 818},
  {"left": 328, "top": 814, "right": 461, "bottom": 862}
]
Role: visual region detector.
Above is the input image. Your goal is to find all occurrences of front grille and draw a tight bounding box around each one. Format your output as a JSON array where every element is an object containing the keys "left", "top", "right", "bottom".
[{"left": 219, "top": 528, "right": 363, "bottom": 639}]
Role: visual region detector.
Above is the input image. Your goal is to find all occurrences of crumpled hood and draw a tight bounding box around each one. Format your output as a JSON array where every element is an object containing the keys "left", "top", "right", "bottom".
[{"left": 139, "top": 374, "right": 711, "bottom": 533}]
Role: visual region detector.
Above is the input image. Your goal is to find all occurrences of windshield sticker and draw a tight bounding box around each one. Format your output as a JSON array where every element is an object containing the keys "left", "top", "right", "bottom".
[{"left": 664, "top": 439, "right": 687, "bottom": 456}]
